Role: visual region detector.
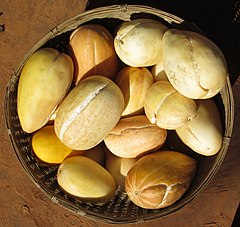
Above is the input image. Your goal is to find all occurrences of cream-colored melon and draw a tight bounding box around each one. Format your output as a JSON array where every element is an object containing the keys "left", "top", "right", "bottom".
[
  {"left": 162, "top": 29, "right": 227, "bottom": 99},
  {"left": 144, "top": 81, "right": 197, "bottom": 129},
  {"left": 176, "top": 99, "right": 223, "bottom": 156},
  {"left": 114, "top": 18, "right": 168, "bottom": 67}
]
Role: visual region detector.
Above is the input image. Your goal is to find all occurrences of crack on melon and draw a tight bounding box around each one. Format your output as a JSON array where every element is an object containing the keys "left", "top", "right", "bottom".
[
  {"left": 109, "top": 125, "right": 157, "bottom": 136},
  {"left": 184, "top": 32, "right": 209, "bottom": 95},
  {"left": 59, "top": 82, "right": 110, "bottom": 140}
]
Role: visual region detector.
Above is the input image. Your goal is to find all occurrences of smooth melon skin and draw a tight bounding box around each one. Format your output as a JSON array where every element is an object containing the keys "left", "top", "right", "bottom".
[
  {"left": 31, "top": 125, "right": 73, "bottom": 164},
  {"left": 105, "top": 150, "right": 138, "bottom": 190},
  {"left": 125, "top": 151, "right": 197, "bottom": 209},
  {"left": 17, "top": 48, "right": 73, "bottom": 133},
  {"left": 57, "top": 156, "right": 116, "bottom": 205},
  {"left": 63, "top": 143, "right": 106, "bottom": 166},
  {"left": 82, "top": 144, "right": 106, "bottom": 166}
]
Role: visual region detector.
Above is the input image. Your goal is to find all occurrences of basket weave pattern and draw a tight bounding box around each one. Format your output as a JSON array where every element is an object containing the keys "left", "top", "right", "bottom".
[{"left": 233, "top": 0, "right": 240, "bottom": 23}]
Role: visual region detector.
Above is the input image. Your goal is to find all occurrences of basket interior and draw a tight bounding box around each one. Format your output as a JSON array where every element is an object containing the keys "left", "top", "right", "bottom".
[{"left": 4, "top": 5, "right": 234, "bottom": 224}]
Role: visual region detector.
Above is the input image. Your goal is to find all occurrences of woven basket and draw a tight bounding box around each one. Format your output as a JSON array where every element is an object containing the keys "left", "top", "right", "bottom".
[{"left": 4, "top": 5, "right": 234, "bottom": 224}]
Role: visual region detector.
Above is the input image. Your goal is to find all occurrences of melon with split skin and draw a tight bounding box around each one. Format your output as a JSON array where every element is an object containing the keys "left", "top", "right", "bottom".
[
  {"left": 54, "top": 75, "right": 124, "bottom": 150},
  {"left": 69, "top": 24, "right": 119, "bottom": 85},
  {"left": 104, "top": 115, "right": 167, "bottom": 158},
  {"left": 17, "top": 48, "right": 73, "bottom": 133},
  {"left": 125, "top": 150, "right": 197, "bottom": 209},
  {"left": 144, "top": 81, "right": 197, "bottom": 130},
  {"left": 114, "top": 66, "right": 154, "bottom": 117},
  {"left": 114, "top": 18, "right": 168, "bottom": 67},
  {"left": 176, "top": 99, "right": 223, "bottom": 156},
  {"left": 162, "top": 29, "right": 227, "bottom": 99}
]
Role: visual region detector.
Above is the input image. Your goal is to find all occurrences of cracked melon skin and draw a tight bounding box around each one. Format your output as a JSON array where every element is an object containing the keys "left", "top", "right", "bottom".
[
  {"left": 69, "top": 24, "right": 119, "bottom": 85},
  {"left": 114, "top": 66, "right": 154, "bottom": 117},
  {"left": 104, "top": 115, "right": 167, "bottom": 158},
  {"left": 125, "top": 151, "right": 197, "bottom": 209},
  {"left": 144, "top": 81, "right": 197, "bottom": 130},
  {"left": 114, "top": 18, "right": 168, "bottom": 67},
  {"left": 176, "top": 99, "right": 223, "bottom": 156},
  {"left": 54, "top": 75, "right": 124, "bottom": 150},
  {"left": 162, "top": 29, "right": 227, "bottom": 99}
]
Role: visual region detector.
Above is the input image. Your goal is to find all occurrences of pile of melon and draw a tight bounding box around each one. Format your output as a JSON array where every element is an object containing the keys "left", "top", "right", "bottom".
[{"left": 17, "top": 18, "right": 227, "bottom": 209}]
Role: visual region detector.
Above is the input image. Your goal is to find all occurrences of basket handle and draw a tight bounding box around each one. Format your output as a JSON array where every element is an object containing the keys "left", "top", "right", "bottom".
[
  {"left": 85, "top": 0, "right": 203, "bottom": 31},
  {"left": 86, "top": 0, "right": 183, "bottom": 13},
  {"left": 86, "top": 0, "right": 157, "bottom": 10}
]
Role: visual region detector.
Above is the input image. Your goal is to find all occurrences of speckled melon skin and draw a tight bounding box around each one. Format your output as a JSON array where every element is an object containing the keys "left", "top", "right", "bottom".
[{"left": 54, "top": 75, "right": 124, "bottom": 150}]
